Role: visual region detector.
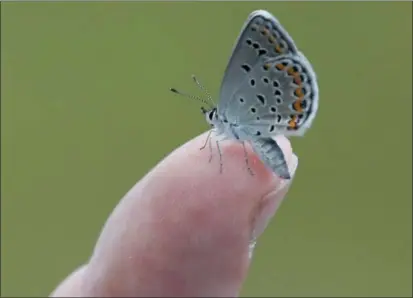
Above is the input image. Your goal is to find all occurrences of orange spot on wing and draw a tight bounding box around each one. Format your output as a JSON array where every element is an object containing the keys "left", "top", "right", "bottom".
[
  {"left": 293, "top": 100, "right": 303, "bottom": 112},
  {"left": 295, "top": 87, "right": 304, "bottom": 98},
  {"left": 293, "top": 75, "right": 302, "bottom": 85},
  {"left": 287, "top": 67, "right": 296, "bottom": 75},
  {"left": 275, "top": 45, "right": 282, "bottom": 53},
  {"left": 275, "top": 63, "right": 285, "bottom": 70},
  {"left": 261, "top": 28, "right": 270, "bottom": 36},
  {"left": 288, "top": 116, "right": 298, "bottom": 129},
  {"left": 293, "top": 84, "right": 304, "bottom": 112}
]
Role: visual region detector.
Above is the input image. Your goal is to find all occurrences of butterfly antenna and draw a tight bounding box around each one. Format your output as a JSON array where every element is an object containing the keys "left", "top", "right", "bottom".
[
  {"left": 191, "top": 75, "right": 216, "bottom": 106},
  {"left": 170, "top": 87, "right": 213, "bottom": 108}
]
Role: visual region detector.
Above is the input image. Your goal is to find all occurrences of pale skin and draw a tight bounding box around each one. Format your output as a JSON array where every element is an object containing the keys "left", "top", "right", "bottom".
[{"left": 51, "top": 131, "right": 298, "bottom": 297}]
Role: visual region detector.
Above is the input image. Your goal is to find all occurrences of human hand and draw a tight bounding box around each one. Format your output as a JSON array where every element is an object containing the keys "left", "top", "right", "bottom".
[{"left": 51, "top": 131, "right": 298, "bottom": 297}]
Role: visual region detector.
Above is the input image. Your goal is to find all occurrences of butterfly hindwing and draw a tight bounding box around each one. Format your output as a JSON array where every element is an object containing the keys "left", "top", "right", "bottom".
[{"left": 223, "top": 53, "right": 319, "bottom": 138}]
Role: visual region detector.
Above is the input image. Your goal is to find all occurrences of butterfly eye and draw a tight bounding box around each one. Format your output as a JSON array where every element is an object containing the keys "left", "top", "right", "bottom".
[{"left": 208, "top": 111, "right": 214, "bottom": 121}]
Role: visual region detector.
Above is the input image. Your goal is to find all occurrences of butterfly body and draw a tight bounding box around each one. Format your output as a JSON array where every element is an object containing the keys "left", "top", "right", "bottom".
[{"left": 204, "top": 107, "right": 253, "bottom": 142}]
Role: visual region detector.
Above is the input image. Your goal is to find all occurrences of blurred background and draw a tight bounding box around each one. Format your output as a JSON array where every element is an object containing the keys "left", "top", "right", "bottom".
[{"left": 1, "top": 2, "right": 411, "bottom": 297}]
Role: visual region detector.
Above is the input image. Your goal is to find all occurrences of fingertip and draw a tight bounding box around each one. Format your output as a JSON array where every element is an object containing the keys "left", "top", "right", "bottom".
[
  {"left": 81, "top": 131, "right": 296, "bottom": 297},
  {"left": 50, "top": 265, "right": 87, "bottom": 297},
  {"left": 183, "top": 131, "right": 294, "bottom": 187}
]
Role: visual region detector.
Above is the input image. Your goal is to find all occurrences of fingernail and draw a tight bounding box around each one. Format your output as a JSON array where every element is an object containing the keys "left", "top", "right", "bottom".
[{"left": 251, "top": 154, "right": 299, "bottom": 241}]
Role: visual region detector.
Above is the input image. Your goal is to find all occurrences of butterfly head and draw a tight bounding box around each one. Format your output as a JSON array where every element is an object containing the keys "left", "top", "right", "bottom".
[{"left": 201, "top": 107, "right": 218, "bottom": 127}]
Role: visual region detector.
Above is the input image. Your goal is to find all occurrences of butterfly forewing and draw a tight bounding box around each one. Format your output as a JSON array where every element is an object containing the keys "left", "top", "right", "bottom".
[{"left": 218, "top": 10, "right": 299, "bottom": 114}]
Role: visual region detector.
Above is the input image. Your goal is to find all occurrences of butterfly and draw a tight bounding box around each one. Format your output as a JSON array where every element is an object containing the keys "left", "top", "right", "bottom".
[{"left": 171, "top": 10, "right": 319, "bottom": 179}]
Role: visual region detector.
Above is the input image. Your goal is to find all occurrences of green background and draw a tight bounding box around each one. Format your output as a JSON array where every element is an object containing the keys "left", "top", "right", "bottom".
[{"left": 1, "top": 2, "right": 411, "bottom": 297}]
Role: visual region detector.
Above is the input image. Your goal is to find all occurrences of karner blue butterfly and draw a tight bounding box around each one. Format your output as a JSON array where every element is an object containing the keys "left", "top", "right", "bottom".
[{"left": 171, "top": 10, "right": 319, "bottom": 179}]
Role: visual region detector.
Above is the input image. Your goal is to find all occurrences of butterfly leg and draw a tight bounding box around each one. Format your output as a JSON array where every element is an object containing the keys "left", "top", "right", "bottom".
[
  {"left": 199, "top": 130, "right": 212, "bottom": 150},
  {"left": 216, "top": 140, "right": 223, "bottom": 173},
  {"left": 208, "top": 136, "right": 213, "bottom": 163},
  {"left": 199, "top": 130, "right": 214, "bottom": 163},
  {"left": 242, "top": 141, "right": 254, "bottom": 176}
]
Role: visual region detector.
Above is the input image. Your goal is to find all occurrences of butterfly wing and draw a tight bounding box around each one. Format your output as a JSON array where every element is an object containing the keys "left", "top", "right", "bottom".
[
  {"left": 250, "top": 137, "right": 291, "bottom": 179},
  {"left": 218, "top": 10, "right": 298, "bottom": 114},
  {"left": 223, "top": 52, "right": 319, "bottom": 138}
]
